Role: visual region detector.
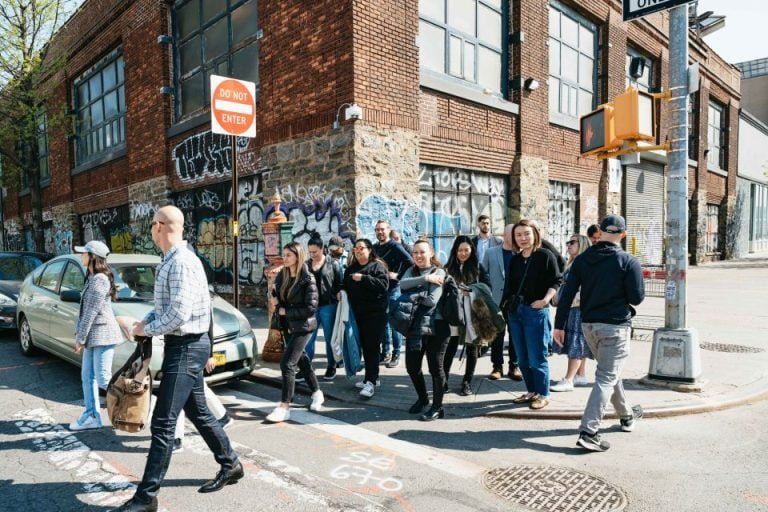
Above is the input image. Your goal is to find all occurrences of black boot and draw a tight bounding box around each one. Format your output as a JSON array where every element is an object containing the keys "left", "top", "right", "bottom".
[
  {"left": 198, "top": 461, "right": 244, "bottom": 493},
  {"left": 408, "top": 397, "right": 430, "bottom": 414},
  {"left": 113, "top": 497, "right": 158, "bottom": 512},
  {"left": 419, "top": 406, "right": 445, "bottom": 421}
]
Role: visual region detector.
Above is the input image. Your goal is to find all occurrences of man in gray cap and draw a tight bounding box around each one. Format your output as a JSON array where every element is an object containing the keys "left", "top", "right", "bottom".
[{"left": 553, "top": 214, "right": 645, "bottom": 452}]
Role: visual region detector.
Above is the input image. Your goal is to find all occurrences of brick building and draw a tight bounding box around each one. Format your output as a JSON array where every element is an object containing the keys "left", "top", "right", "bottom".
[{"left": 1, "top": 0, "right": 741, "bottom": 302}]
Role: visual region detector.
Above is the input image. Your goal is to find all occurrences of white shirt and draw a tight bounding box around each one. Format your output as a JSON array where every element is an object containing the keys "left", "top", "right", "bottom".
[{"left": 476, "top": 237, "right": 491, "bottom": 264}]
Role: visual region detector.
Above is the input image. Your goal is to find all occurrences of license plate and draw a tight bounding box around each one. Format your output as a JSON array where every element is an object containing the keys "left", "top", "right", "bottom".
[{"left": 212, "top": 352, "right": 226, "bottom": 367}]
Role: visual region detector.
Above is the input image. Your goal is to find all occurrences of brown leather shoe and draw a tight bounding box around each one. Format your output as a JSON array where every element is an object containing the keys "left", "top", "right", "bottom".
[
  {"left": 529, "top": 397, "right": 550, "bottom": 410},
  {"left": 488, "top": 367, "right": 503, "bottom": 380},
  {"left": 511, "top": 392, "right": 537, "bottom": 404},
  {"left": 508, "top": 366, "right": 523, "bottom": 381}
]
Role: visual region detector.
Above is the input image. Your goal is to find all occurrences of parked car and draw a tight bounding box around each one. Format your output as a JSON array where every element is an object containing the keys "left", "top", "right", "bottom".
[
  {"left": 0, "top": 251, "right": 53, "bottom": 330},
  {"left": 17, "top": 253, "right": 258, "bottom": 384}
]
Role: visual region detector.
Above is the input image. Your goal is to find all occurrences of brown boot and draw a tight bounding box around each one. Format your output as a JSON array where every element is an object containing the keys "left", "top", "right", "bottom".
[
  {"left": 488, "top": 366, "right": 503, "bottom": 380},
  {"left": 508, "top": 366, "right": 523, "bottom": 381}
]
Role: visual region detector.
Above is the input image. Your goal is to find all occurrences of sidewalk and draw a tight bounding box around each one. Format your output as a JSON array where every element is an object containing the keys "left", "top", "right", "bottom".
[{"left": 240, "top": 257, "right": 768, "bottom": 420}]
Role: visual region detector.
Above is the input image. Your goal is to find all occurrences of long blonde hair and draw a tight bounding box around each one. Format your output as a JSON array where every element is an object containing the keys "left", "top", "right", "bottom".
[
  {"left": 279, "top": 242, "right": 308, "bottom": 300},
  {"left": 566, "top": 234, "right": 591, "bottom": 270}
]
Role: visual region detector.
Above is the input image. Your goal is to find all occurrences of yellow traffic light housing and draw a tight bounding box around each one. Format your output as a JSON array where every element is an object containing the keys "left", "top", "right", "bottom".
[
  {"left": 614, "top": 87, "right": 655, "bottom": 142},
  {"left": 580, "top": 104, "right": 621, "bottom": 157}
]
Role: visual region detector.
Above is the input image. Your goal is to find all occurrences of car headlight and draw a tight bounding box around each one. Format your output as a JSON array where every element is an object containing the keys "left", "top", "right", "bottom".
[
  {"left": 238, "top": 314, "right": 254, "bottom": 337},
  {"left": 0, "top": 293, "right": 17, "bottom": 306}
]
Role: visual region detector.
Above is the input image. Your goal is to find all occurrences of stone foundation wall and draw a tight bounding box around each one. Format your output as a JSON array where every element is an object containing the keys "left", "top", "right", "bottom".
[{"left": 511, "top": 155, "right": 549, "bottom": 237}]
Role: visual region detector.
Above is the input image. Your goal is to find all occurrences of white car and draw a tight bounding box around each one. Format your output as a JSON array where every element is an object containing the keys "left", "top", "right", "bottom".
[{"left": 17, "top": 253, "right": 257, "bottom": 385}]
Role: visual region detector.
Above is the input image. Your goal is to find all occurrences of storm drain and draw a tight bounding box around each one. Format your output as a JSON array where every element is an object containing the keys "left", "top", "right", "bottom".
[
  {"left": 484, "top": 465, "right": 627, "bottom": 511},
  {"left": 699, "top": 342, "right": 764, "bottom": 353}
]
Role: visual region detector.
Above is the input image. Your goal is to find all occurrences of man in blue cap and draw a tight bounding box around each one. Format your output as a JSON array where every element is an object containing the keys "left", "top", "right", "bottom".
[{"left": 553, "top": 214, "right": 645, "bottom": 452}]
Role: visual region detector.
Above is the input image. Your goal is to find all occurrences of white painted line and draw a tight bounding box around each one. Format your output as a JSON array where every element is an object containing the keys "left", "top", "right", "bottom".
[
  {"left": 214, "top": 99, "right": 253, "bottom": 115},
  {"left": 219, "top": 388, "right": 486, "bottom": 480}
]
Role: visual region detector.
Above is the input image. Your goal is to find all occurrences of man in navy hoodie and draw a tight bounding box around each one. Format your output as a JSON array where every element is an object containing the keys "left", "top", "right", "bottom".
[{"left": 553, "top": 214, "right": 645, "bottom": 452}]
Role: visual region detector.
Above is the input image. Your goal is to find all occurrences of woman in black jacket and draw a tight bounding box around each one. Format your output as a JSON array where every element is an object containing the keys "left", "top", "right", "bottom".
[
  {"left": 266, "top": 242, "right": 324, "bottom": 423},
  {"left": 501, "top": 220, "right": 562, "bottom": 411},
  {"left": 343, "top": 238, "right": 389, "bottom": 399},
  {"left": 306, "top": 236, "right": 343, "bottom": 379},
  {"left": 442, "top": 235, "right": 491, "bottom": 396}
]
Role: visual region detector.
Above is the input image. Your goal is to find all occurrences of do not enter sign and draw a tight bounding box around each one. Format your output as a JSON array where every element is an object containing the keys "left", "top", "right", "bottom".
[{"left": 210, "top": 75, "right": 256, "bottom": 138}]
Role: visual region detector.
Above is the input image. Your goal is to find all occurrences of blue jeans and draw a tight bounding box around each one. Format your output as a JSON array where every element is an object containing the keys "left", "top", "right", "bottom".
[
  {"left": 383, "top": 287, "right": 403, "bottom": 357},
  {"left": 508, "top": 305, "right": 551, "bottom": 397},
  {"left": 80, "top": 345, "right": 114, "bottom": 424},
  {"left": 306, "top": 303, "right": 338, "bottom": 366},
  {"left": 134, "top": 334, "right": 238, "bottom": 503}
]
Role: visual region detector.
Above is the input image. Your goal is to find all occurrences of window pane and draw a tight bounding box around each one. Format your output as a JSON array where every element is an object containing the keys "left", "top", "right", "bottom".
[
  {"left": 232, "top": 0, "right": 258, "bottom": 46},
  {"left": 464, "top": 41, "right": 475, "bottom": 81},
  {"left": 180, "top": 35, "right": 201, "bottom": 75},
  {"left": 78, "top": 83, "right": 88, "bottom": 106},
  {"left": 419, "top": 21, "right": 445, "bottom": 73},
  {"left": 202, "top": 0, "right": 225, "bottom": 23},
  {"left": 549, "top": 39, "right": 560, "bottom": 75},
  {"left": 232, "top": 42, "right": 259, "bottom": 84},
  {"left": 579, "top": 26, "right": 594, "bottom": 56},
  {"left": 478, "top": 4, "right": 501, "bottom": 48},
  {"left": 569, "top": 86, "right": 577, "bottom": 115},
  {"left": 104, "top": 90, "right": 118, "bottom": 119},
  {"left": 105, "top": 123, "right": 113, "bottom": 147},
  {"left": 91, "top": 101, "right": 104, "bottom": 124},
  {"left": 204, "top": 17, "right": 228, "bottom": 63},
  {"left": 579, "top": 54, "right": 593, "bottom": 89},
  {"left": 117, "top": 57, "right": 124, "bottom": 84},
  {"left": 579, "top": 90, "right": 593, "bottom": 115},
  {"left": 419, "top": 0, "right": 445, "bottom": 21},
  {"left": 477, "top": 46, "right": 501, "bottom": 92},
  {"left": 549, "top": 7, "right": 559, "bottom": 37},
  {"left": 89, "top": 74, "right": 102, "bottom": 100},
  {"left": 40, "top": 159, "right": 48, "bottom": 179},
  {"left": 181, "top": 73, "right": 205, "bottom": 115},
  {"left": 483, "top": 0, "right": 501, "bottom": 9},
  {"left": 449, "top": 35, "right": 462, "bottom": 76},
  {"left": 560, "top": 82, "right": 569, "bottom": 113},
  {"left": 447, "top": 0, "right": 476, "bottom": 36},
  {"left": 118, "top": 85, "right": 125, "bottom": 111},
  {"left": 561, "top": 46, "right": 577, "bottom": 82},
  {"left": 102, "top": 62, "right": 117, "bottom": 91},
  {"left": 561, "top": 15, "right": 578, "bottom": 47},
  {"left": 177, "top": 0, "right": 200, "bottom": 39}
]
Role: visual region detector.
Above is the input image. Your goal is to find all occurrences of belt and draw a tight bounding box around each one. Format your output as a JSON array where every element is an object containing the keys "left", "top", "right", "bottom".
[{"left": 164, "top": 333, "right": 205, "bottom": 342}]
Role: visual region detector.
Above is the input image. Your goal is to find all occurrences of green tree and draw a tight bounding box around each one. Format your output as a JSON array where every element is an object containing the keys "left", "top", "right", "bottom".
[{"left": 0, "top": 0, "right": 79, "bottom": 251}]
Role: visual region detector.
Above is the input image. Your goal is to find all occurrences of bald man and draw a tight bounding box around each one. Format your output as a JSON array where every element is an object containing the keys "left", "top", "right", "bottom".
[{"left": 115, "top": 206, "right": 242, "bottom": 512}]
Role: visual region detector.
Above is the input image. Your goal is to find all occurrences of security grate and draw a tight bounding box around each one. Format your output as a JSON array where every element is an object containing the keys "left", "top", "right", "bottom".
[
  {"left": 699, "top": 342, "right": 764, "bottom": 353},
  {"left": 484, "top": 465, "right": 627, "bottom": 511}
]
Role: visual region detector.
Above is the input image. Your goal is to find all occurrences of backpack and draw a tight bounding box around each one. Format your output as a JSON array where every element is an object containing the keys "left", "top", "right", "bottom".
[
  {"left": 437, "top": 275, "right": 464, "bottom": 327},
  {"left": 106, "top": 336, "right": 153, "bottom": 433}
]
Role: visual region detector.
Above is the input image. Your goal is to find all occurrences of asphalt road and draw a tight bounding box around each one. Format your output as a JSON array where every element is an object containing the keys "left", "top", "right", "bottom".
[{"left": 1, "top": 330, "right": 767, "bottom": 512}]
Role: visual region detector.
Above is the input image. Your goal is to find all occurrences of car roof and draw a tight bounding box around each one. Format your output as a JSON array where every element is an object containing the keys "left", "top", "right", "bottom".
[{"left": 107, "top": 253, "right": 161, "bottom": 265}]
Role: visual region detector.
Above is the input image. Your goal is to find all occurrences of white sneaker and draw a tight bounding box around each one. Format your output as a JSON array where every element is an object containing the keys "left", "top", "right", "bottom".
[
  {"left": 550, "top": 379, "right": 574, "bottom": 392},
  {"left": 574, "top": 375, "right": 589, "bottom": 386},
  {"left": 69, "top": 415, "right": 102, "bottom": 431},
  {"left": 309, "top": 390, "right": 325, "bottom": 412},
  {"left": 359, "top": 381, "right": 375, "bottom": 399},
  {"left": 355, "top": 379, "right": 381, "bottom": 389},
  {"left": 266, "top": 406, "right": 291, "bottom": 423}
]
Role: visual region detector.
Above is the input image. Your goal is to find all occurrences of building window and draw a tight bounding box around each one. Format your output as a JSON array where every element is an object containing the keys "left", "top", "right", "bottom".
[
  {"left": 707, "top": 101, "right": 725, "bottom": 170},
  {"left": 174, "top": 0, "right": 259, "bottom": 120},
  {"left": 625, "top": 48, "right": 653, "bottom": 92},
  {"left": 548, "top": 180, "right": 580, "bottom": 256},
  {"left": 418, "top": 0, "right": 505, "bottom": 94},
  {"left": 418, "top": 165, "right": 507, "bottom": 261},
  {"left": 548, "top": 1, "right": 596, "bottom": 127},
  {"left": 73, "top": 49, "right": 126, "bottom": 164},
  {"left": 688, "top": 92, "right": 699, "bottom": 160},
  {"left": 37, "top": 111, "right": 50, "bottom": 184},
  {"left": 704, "top": 204, "right": 720, "bottom": 253}
]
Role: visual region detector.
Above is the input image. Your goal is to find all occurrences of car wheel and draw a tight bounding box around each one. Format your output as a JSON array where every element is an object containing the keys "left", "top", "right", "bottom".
[{"left": 19, "top": 317, "right": 37, "bottom": 356}]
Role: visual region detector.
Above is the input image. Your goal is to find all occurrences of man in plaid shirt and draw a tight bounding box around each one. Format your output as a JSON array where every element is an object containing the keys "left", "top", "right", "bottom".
[{"left": 115, "top": 206, "right": 242, "bottom": 512}]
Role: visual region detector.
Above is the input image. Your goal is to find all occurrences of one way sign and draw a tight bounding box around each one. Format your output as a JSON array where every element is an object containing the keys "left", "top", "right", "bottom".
[{"left": 622, "top": 0, "right": 693, "bottom": 22}]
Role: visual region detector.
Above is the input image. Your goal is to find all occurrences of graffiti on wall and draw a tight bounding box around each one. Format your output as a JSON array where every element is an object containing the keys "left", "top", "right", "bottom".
[
  {"left": 80, "top": 205, "right": 132, "bottom": 253},
  {"left": 172, "top": 131, "right": 249, "bottom": 184},
  {"left": 130, "top": 182, "right": 161, "bottom": 255}
]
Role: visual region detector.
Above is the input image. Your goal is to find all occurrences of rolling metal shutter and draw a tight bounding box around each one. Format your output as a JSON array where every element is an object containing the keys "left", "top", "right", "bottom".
[{"left": 625, "top": 161, "right": 665, "bottom": 265}]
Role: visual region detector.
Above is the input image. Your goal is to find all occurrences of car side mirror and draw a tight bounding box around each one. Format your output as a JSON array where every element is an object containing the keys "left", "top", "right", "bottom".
[{"left": 60, "top": 290, "right": 82, "bottom": 303}]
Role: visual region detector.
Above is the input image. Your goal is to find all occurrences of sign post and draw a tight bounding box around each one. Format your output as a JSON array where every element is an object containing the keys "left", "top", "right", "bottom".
[
  {"left": 622, "top": 0, "right": 693, "bottom": 22},
  {"left": 210, "top": 75, "right": 256, "bottom": 309}
]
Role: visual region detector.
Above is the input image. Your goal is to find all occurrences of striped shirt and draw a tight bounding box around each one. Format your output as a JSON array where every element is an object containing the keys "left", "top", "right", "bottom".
[{"left": 143, "top": 241, "right": 211, "bottom": 337}]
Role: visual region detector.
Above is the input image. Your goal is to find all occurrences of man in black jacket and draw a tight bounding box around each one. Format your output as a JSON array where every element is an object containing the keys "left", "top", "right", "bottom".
[
  {"left": 373, "top": 220, "right": 414, "bottom": 368},
  {"left": 553, "top": 214, "right": 645, "bottom": 453}
]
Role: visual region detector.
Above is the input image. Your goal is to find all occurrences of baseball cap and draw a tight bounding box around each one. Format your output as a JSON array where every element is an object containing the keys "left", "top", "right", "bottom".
[
  {"left": 328, "top": 235, "right": 344, "bottom": 249},
  {"left": 73, "top": 240, "right": 110, "bottom": 259},
  {"left": 599, "top": 214, "right": 626, "bottom": 234}
]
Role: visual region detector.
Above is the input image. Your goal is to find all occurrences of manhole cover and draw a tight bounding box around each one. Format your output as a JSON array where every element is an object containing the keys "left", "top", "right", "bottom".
[
  {"left": 699, "top": 342, "right": 764, "bottom": 353},
  {"left": 484, "top": 465, "right": 627, "bottom": 511}
]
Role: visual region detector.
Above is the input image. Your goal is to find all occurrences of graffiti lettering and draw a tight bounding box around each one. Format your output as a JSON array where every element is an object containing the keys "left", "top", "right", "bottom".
[{"left": 172, "top": 131, "right": 250, "bottom": 184}]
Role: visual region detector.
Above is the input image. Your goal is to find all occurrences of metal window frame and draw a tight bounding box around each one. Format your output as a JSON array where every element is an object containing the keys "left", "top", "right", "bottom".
[
  {"left": 418, "top": 0, "right": 508, "bottom": 96},
  {"left": 547, "top": 180, "right": 581, "bottom": 257},
  {"left": 707, "top": 100, "right": 725, "bottom": 170},
  {"left": 172, "top": 0, "right": 260, "bottom": 121},
  {"left": 36, "top": 111, "right": 50, "bottom": 184},
  {"left": 704, "top": 203, "right": 720, "bottom": 253},
  {"left": 625, "top": 46, "right": 654, "bottom": 92}
]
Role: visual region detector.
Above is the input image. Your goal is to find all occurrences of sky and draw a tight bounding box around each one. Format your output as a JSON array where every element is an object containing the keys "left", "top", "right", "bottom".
[{"left": 695, "top": 0, "right": 765, "bottom": 64}]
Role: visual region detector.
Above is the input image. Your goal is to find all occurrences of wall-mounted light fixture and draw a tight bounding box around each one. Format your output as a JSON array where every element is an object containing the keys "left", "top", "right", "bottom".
[
  {"left": 629, "top": 56, "right": 646, "bottom": 79},
  {"left": 333, "top": 103, "right": 363, "bottom": 129},
  {"left": 159, "top": 86, "right": 176, "bottom": 95},
  {"left": 157, "top": 35, "right": 174, "bottom": 45},
  {"left": 510, "top": 76, "right": 540, "bottom": 91}
]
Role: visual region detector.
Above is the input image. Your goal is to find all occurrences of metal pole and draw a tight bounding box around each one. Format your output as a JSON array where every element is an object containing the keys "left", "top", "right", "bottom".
[
  {"left": 231, "top": 135, "right": 240, "bottom": 309},
  {"left": 665, "top": 4, "right": 689, "bottom": 329}
]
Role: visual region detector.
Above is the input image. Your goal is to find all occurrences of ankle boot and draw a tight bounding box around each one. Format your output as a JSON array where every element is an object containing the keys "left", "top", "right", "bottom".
[
  {"left": 419, "top": 406, "right": 444, "bottom": 421},
  {"left": 409, "top": 397, "right": 430, "bottom": 414}
]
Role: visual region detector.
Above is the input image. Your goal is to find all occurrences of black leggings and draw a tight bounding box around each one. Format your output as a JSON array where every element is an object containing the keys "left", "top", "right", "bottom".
[
  {"left": 356, "top": 312, "right": 387, "bottom": 384},
  {"left": 443, "top": 336, "right": 478, "bottom": 384},
  {"left": 405, "top": 335, "right": 450, "bottom": 408},
  {"left": 280, "top": 332, "right": 319, "bottom": 403}
]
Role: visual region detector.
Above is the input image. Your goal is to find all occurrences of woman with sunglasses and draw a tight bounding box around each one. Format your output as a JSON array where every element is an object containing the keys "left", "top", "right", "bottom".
[
  {"left": 442, "top": 235, "right": 491, "bottom": 396},
  {"left": 266, "top": 242, "right": 324, "bottom": 423},
  {"left": 551, "top": 234, "right": 593, "bottom": 392},
  {"left": 342, "top": 238, "right": 389, "bottom": 399}
]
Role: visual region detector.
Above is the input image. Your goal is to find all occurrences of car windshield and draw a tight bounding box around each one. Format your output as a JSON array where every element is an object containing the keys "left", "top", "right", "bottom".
[
  {"left": 113, "top": 264, "right": 157, "bottom": 301},
  {"left": 0, "top": 254, "right": 45, "bottom": 281}
]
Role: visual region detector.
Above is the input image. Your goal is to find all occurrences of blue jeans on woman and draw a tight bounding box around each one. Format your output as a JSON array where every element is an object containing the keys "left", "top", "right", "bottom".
[
  {"left": 508, "top": 304, "right": 551, "bottom": 397},
  {"left": 80, "top": 345, "right": 114, "bottom": 424},
  {"left": 306, "top": 303, "right": 338, "bottom": 366}
]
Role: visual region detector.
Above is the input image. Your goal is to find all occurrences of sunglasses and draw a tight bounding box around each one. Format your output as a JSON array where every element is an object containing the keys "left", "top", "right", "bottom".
[{"left": 566, "top": 240, "right": 578, "bottom": 246}]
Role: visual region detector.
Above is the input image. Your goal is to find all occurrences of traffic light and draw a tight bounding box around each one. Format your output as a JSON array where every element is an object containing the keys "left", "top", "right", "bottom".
[
  {"left": 580, "top": 104, "right": 621, "bottom": 157},
  {"left": 614, "top": 87, "right": 654, "bottom": 142}
]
